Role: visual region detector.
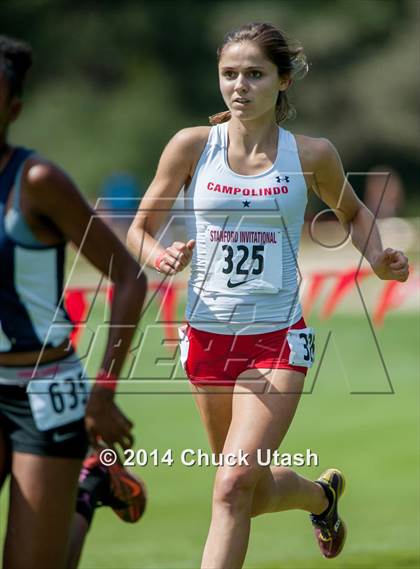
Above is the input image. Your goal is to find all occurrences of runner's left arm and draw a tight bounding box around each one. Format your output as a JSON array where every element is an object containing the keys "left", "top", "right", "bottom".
[
  {"left": 24, "top": 160, "right": 147, "bottom": 447},
  {"left": 310, "top": 139, "right": 409, "bottom": 282}
]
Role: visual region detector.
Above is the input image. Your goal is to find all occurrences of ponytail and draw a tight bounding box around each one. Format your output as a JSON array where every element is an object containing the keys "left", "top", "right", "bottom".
[{"left": 208, "top": 110, "right": 231, "bottom": 126}]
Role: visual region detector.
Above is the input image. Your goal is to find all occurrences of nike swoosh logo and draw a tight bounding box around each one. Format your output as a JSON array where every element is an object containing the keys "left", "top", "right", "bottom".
[
  {"left": 52, "top": 431, "right": 77, "bottom": 442},
  {"left": 227, "top": 278, "right": 258, "bottom": 288}
]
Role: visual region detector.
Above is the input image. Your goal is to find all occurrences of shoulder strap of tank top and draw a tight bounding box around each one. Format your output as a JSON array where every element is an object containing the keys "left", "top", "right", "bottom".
[
  {"left": 220, "top": 122, "right": 228, "bottom": 148},
  {"left": 0, "top": 147, "right": 34, "bottom": 204},
  {"left": 206, "top": 123, "right": 227, "bottom": 148},
  {"left": 278, "top": 127, "right": 298, "bottom": 152}
]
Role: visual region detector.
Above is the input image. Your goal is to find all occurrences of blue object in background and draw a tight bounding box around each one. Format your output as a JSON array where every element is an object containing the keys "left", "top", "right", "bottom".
[{"left": 101, "top": 173, "right": 141, "bottom": 212}]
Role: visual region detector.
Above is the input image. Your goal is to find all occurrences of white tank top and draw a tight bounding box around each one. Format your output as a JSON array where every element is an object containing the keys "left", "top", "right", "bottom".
[{"left": 184, "top": 122, "right": 307, "bottom": 335}]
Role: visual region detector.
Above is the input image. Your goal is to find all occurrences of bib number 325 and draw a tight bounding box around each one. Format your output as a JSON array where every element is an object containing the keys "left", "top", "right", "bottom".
[
  {"left": 286, "top": 327, "right": 315, "bottom": 368},
  {"left": 221, "top": 244, "right": 264, "bottom": 276}
]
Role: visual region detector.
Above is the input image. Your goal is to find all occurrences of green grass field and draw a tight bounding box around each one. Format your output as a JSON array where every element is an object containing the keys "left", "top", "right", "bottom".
[{"left": 1, "top": 302, "right": 419, "bottom": 568}]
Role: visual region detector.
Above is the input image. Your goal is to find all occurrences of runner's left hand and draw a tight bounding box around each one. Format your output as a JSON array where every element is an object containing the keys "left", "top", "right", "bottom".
[
  {"left": 371, "top": 248, "right": 409, "bottom": 282},
  {"left": 85, "top": 385, "right": 134, "bottom": 450}
]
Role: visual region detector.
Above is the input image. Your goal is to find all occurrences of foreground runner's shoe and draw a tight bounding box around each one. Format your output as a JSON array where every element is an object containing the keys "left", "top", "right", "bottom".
[
  {"left": 310, "top": 468, "right": 346, "bottom": 559},
  {"left": 107, "top": 459, "right": 147, "bottom": 523},
  {"left": 78, "top": 451, "right": 147, "bottom": 523}
]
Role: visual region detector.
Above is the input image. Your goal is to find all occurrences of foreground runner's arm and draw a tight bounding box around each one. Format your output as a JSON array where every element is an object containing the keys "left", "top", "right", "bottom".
[
  {"left": 23, "top": 159, "right": 147, "bottom": 449},
  {"left": 309, "top": 138, "right": 409, "bottom": 282},
  {"left": 127, "top": 128, "right": 209, "bottom": 273}
]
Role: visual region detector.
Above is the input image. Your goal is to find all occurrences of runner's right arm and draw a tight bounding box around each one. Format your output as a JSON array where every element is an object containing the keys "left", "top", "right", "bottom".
[{"left": 127, "top": 127, "right": 209, "bottom": 274}]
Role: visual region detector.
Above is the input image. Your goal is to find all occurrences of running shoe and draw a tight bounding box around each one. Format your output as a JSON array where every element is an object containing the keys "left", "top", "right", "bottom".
[
  {"left": 107, "top": 458, "right": 147, "bottom": 523},
  {"left": 310, "top": 468, "right": 346, "bottom": 558},
  {"left": 78, "top": 450, "right": 147, "bottom": 523}
]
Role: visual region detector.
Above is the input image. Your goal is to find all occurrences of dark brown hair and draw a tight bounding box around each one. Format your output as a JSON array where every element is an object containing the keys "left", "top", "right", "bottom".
[
  {"left": 0, "top": 35, "right": 33, "bottom": 98},
  {"left": 210, "top": 22, "right": 307, "bottom": 125}
]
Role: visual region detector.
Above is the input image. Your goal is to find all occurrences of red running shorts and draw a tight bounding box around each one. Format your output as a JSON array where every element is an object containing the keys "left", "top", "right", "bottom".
[{"left": 179, "top": 317, "right": 311, "bottom": 387}]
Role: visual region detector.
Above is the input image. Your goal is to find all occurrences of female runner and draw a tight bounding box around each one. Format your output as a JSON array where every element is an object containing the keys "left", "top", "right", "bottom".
[
  {"left": 0, "top": 36, "right": 147, "bottom": 568},
  {"left": 127, "top": 22, "right": 409, "bottom": 569}
]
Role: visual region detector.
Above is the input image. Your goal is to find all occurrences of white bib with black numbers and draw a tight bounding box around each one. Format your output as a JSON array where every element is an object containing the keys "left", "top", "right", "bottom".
[
  {"left": 204, "top": 224, "right": 283, "bottom": 294},
  {"left": 287, "top": 327, "right": 315, "bottom": 367},
  {"left": 27, "top": 365, "right": 90, "bottom": 431}
]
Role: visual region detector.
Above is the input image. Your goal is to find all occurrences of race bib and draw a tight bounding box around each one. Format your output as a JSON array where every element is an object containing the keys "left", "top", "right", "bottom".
[
  {"left": 26, "top": 366, "right": 90, "bottom": 431},
  {"left": 204, "top": 225, "right": 283, "bottom": 294},
  {"left": 287, "top": 327, "right": 315, "bottom": 367}
]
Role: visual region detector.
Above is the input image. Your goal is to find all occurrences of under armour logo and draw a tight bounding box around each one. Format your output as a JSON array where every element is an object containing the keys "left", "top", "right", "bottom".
[{"left": 276, "top": 175, "right": 290, "bottom": 183}]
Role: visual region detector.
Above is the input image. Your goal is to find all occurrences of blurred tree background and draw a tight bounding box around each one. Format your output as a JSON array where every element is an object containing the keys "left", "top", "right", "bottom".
[{"left": 1, "top": 0, "right": 419, "bottom": 211}]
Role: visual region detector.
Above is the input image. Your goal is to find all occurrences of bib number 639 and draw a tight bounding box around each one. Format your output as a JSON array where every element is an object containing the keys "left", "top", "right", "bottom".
[{"left": 27, "top": 370, "right": 90, "bottom": 431}]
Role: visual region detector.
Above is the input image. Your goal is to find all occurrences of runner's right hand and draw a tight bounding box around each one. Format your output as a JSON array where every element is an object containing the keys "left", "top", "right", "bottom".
[
  {"left": 84, "top": 384, "right": 134, "bottom": 449},
  {"left": 156, "top": 239, "right": 195, "bottom": 274}
]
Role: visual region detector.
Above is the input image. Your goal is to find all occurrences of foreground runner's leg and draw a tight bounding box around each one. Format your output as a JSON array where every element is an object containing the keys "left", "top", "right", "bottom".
[
  {"left": 67, "top": 449, "right": 147, "bottom": 569},
  {"left": 66, "top": 513, "right": 89, "bottom": 569},
  {"left": 77, "top": 450, "right": 147, "bottom": 524},
  {"left": 3, "top": 452, "right": 81, "bottom": 569},
  {"left": 0, "top": 427, "right": 11, "bottom": 491},
  {"left": 197, "top": 369, "right": 329, "bottom": 569}
]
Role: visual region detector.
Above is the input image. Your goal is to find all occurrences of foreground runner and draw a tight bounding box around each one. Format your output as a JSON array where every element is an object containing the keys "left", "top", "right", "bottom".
[
  {"left": 127, "top": 22, "right": 409, "bottom": 568},
  {"left": 0, "top": 36, "right": 147, "bottom": 568}
]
